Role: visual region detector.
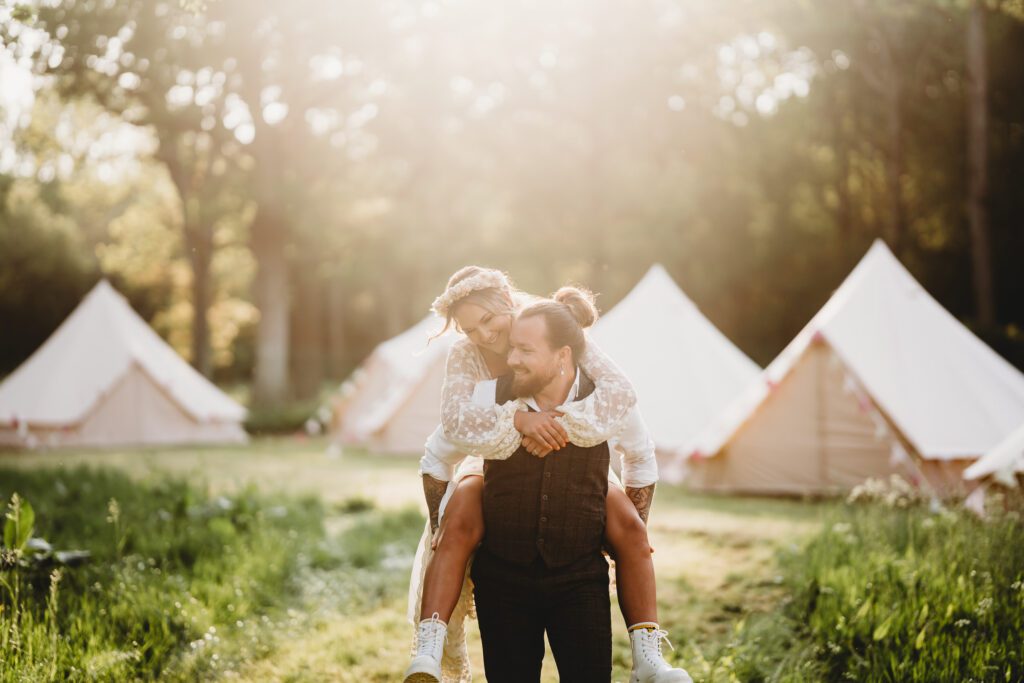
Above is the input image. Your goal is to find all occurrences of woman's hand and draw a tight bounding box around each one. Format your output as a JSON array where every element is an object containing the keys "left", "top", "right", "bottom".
[
  {"left": 514, "top": 410, "right": 568, "bottom": 451},
  {"left": 522, "top": 435, "right": 553, "bottom": 458}
]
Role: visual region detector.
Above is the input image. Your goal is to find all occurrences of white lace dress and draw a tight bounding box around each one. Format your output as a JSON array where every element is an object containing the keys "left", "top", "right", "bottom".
[{"left": 408, "top": 335, "right": 638, "bottom": 682}]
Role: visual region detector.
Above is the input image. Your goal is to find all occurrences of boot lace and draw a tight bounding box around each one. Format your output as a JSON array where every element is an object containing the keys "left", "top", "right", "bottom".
[
  {"left": 642, "top": 628, "right": 674, "bottom": 665},
  {"left": 417, "top": 612, "right": 447, "bottom": 658}
]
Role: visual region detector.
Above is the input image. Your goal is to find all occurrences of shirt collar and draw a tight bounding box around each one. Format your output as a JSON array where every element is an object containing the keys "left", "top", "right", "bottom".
[{"left": 523, "top": 366, "right": 580, "bottom": 412}]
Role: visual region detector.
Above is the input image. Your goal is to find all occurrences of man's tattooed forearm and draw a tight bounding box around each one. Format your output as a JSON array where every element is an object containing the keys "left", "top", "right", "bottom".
[
  {"left": 625, "top": 483, "right": 656, "bottom": 525},
  {"left": 423, "top": 475, "right": 448, "bottom": 533}
]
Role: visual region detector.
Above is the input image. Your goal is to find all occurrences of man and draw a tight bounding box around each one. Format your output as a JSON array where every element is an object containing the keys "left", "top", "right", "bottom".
[
  {"left": 468, "top": 296, "right": 678, "bottom": 682},
  {"left": 407, "top": 291, "right": 691, "bottom": 682}
]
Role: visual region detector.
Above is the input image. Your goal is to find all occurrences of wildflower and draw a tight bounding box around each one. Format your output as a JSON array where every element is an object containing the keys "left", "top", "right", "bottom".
[{"left": 106, "top": 499, "right": 121, "bottom": 525}]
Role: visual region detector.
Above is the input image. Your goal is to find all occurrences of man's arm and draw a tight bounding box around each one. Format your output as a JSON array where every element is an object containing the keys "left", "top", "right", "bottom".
[
  {"left": 423, "top": 474, "right": 448, "bottom": 533},
  {"left": 419, "top": 425, "right": 463, "bottom": 533},
  {"left": 420, "top": 380, "right": 497, "bottom": 532},
  {"left": 625, "top": 483, "right": 656, "bottom": 524},
  {"left": 610, "top": 405, "right": 659, "bottom": 523}
]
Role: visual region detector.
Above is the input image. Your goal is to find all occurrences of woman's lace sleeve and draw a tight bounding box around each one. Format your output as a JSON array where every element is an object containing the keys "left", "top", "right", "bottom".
[
  {"left": 557, "top": 338, "right": 638, "bottom": 447},
  {"left": 440, "top": 340, "right": 523, "bottom": 460}
]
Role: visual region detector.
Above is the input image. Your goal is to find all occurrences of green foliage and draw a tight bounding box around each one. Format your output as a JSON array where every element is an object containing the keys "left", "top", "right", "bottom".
[
  {"left": 334, "top": 496, "right": 376, "bottom": 514},
  {"left": 0, "top": 179, "right": 99, "bottom": 376},
  {"left": 243, "top": 399, "right": 320, "bottom": 435},
  {"left": 10, "top": 4, "right": 33, "bottom": 24},
  {"left": 3, "top": 494, "right": 33, "bottom": 553},
  {"left": 0, "top": 466, "right": 329, "bottom": 680},
  {"left": 707, "top": 502, "right": 1024, "bottom": 682},
  {"left": 4, "top": 0, "right": 1024, "bottom": 396}
]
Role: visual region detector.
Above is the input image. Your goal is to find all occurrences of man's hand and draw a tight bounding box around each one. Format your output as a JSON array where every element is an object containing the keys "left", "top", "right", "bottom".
[
  {"left": 522, "top": 435, "right": 553, "bottom": 458},
  {"left": 422, "top": 474, "right": 448, "bottom": 534},
  {"left": 625, "top": 483, "right": 656, "bottom": 525},
  {"left": 514, "top": 410, "right": 568, "bottom": 451}
]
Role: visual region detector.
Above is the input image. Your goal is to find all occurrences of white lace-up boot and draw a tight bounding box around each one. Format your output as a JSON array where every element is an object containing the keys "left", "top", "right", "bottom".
[
  {"left": 403, "top": 613, "right": 447, "bottom": 683},
  {"left": 629, "top": 623, "right": 693, "bottom": 683}
]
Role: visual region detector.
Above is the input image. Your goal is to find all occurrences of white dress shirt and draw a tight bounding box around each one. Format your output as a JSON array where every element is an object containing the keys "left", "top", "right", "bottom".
[{"left": 420, "top": 367, "right": 659, "bottom": 488}]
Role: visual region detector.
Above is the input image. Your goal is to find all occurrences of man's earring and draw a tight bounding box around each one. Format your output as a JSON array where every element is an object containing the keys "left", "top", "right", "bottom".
[{"left": 560, "top": 365, "right": 565, "bottom": 376}]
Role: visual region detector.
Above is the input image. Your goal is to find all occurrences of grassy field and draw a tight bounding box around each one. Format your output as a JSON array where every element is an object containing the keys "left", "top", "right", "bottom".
[
  {"left": 2, "top": 439, "right": 1019, "bottom": 681},
  {"left": 0, "top": 438, "right": 424, "bottom": 510}
]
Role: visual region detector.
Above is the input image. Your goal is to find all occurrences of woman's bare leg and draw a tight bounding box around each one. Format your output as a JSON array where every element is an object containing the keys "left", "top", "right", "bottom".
[
  {"left": 419, "top": 475, "right": 484, "bottom": 622},
  {"left": 605, "top": 485, "right": 658, "bottom": 625}
]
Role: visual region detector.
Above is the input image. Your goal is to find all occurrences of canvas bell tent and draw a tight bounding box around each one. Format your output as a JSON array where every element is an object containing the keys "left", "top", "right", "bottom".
[
  {"left": 682, "top": 241, "right": 1024, "bottom": 496},
  {"left": 590, "top": 264, "right": 760, "bottom": 472},
  {"left": 0, "top": 280, "right": 247, "bottom": 449},
  {"left": 964, "top": 422, "right": 1024, "bottom": 487},
  {"left": 332, "top": 316, "right": 457, "bottom": 454}
]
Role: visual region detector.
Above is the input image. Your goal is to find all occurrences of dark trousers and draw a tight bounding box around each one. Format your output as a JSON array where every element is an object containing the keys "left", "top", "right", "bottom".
[{"left": 472, "top": 554, "right": 611, "bottom": 683}]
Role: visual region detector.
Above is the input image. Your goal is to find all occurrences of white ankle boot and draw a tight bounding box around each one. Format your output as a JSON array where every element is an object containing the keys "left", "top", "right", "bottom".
[
  {"left": 629, "top": 623, "right": 693, "bottom": 683},
  {"left": 403, "top": 613, "right": 447, "bottom": 683}
]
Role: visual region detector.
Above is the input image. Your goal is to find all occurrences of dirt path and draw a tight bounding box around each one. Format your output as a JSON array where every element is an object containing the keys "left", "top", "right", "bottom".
[{"left": 234, "top": 495, "right": 828, "bottom": 682}]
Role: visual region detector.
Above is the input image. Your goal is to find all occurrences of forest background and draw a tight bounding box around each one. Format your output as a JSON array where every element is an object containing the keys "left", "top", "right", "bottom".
[{"left": 2, "top": 0, "right": 1023, "bottom": 415}]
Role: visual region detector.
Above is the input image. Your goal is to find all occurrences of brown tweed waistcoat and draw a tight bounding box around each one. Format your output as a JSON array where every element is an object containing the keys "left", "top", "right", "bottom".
[{"left": 481, "top": 370, "right": 610, "bottom": 569}]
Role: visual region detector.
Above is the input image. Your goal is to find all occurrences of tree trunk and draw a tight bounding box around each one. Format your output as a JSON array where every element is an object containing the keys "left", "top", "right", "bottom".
[
  {"left": 325, "top": 271, "right": 347, "bottom": 380},
  {"left": 184, "top": 224, "right": 213, "bottom": 377},
  {"left": 156, "top": 136, "right": 214, "bottom": 377},
  {"left": 290, "top": 263, "right": 325, "bottom": 401},
  {"left": 966, "top": 0, "right": 995, "bottom": 325},
  {"left": 829, "top": 84, "right": 854, "bottom": 248},
  {"left": 251, "top": 206, "right": 291, "bottom": 407},
  {"left": 885, "top": 69, "right": 906, "bottom": 256}
]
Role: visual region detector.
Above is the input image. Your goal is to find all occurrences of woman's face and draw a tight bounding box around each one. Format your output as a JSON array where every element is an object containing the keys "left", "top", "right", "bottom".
[{"left": 453, "top": 302, "right": 512, "bottom": 355}]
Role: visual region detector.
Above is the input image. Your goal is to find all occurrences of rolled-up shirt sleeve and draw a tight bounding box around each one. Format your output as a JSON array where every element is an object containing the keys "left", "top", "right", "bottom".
[
  {"left": 610, "top": 405, "right": 659, "bottom": 488},
  {"left": 419, "top": 425, "right": 465, "bottom": 482}
]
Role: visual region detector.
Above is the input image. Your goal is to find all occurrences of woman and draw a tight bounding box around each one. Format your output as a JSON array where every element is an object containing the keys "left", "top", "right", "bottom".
[{"left": 404, "top": 267, "right": 689, "bottom": 683}]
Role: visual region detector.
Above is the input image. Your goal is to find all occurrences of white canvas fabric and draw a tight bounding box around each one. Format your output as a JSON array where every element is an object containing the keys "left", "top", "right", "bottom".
[
  {"left": 590, "top": 264, "right": 760, "bottom": 457},
  {"left": 964, "top": 422, "right": 1024, "bottom": 485},
  {"left": 683, "top": 241, "right": 1024, "bottom": 494},
  {"left": 334, "top": 316, "right": 457, "bottom": 453},
  {"left": 0, "top": 280, "right": 247, "bottom": 447}
]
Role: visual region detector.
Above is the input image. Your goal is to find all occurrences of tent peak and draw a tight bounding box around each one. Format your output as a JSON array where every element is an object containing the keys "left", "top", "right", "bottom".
[
  {"left": 645, "top": 263, "right": 669, "bottom": 276},
  {"left": 84, "top": 279, "right": 127, "bottom": 306},
  {"left": 631, "top": 263, "right": 696, "bottom": 306},
  {"left": 89, "top": 278, "right": 116, "bottom": 293}
]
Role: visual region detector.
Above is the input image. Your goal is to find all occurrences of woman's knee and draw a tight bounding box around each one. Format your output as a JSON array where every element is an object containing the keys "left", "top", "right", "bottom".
[
  {"left": 605, "top": 502, "right": 650, "bottom": 555},
  {"left": 444, "top": 509, "right": 484, "bottom": 547},
  {"left": 438, "top": 479, "right": 485, "bottom": 549}
]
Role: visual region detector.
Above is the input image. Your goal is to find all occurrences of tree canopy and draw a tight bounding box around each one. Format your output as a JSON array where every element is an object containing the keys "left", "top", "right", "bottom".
[{"left": 2, "top": 0, "right": 1022, "bottom": 402}]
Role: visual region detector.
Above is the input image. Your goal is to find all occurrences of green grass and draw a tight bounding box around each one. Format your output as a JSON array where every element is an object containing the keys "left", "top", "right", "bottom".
[
  {"left": 4, "top": 446, "right": 1020, "bottom": 682},
  {"left": 699, "top": 496, "right": 1024, "bottom": 682},
  {"left": 0, "top": 446, "right": 834, "bottom": 682},
  {"left": 0, "top": 437, "right": 425, "bottom": 509},
  {"left": 0, "top": 464, "right": 423, "bottom": 681}
]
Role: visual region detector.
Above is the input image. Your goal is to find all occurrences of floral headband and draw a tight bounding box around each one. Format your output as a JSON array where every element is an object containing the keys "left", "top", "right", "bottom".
[{"left": 431, "top": 270, "right": 511, "bottom": 318}]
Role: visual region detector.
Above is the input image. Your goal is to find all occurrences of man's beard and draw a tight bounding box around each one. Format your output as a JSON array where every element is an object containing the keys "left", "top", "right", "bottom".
[{"left": 510, "top": 365, "right": 558, "bottom": 399}]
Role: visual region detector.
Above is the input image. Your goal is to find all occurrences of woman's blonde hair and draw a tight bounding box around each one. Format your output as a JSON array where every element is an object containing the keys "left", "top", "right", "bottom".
[{"left": 431, "top": 266, "right": 518, "bottom": 338}]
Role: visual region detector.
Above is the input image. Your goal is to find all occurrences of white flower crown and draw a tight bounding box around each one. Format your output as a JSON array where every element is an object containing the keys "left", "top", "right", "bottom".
[{"left": 431, "top": 270, "right": 511, "bottom": 318}]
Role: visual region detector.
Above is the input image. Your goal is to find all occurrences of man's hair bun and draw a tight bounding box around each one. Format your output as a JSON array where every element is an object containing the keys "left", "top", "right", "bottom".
[{"left": 552, "top": 286, "right": 598, "bottom": 329}]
